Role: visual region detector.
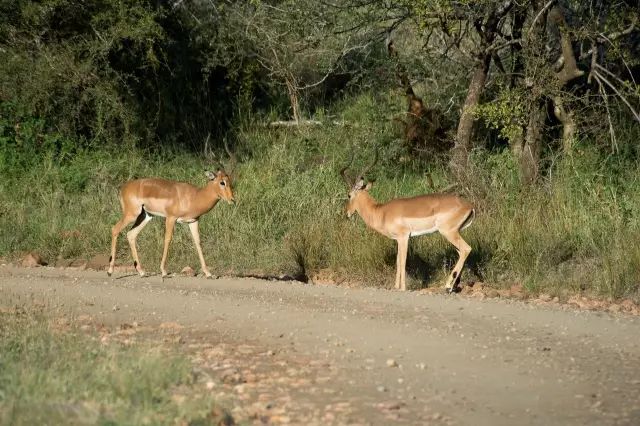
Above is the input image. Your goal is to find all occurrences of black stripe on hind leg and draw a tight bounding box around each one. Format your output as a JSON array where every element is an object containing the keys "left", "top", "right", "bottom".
[{"left": 130, "top": 206, "right": 148, "bottom": 230}]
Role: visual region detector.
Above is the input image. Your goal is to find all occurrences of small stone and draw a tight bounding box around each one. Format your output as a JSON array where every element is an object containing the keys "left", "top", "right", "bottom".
[
  {"left": 86, "top": 254, "right": 110, "bottom": 271},
  {"left": 417, "top": 362, "right": 427, "bottom": 370},
  {"left": 181, "top": 266, "right": 196, "bottom": 277},
  {"left": 538, "top": 293, "right": 552, "bottom": 302},
  {"left": 486, "top": 289, "right": 500, "bottom": 298},
  {"left": 21, "top": 252, "right": 46, "bottom": 267},
  {"left": 377, "top": 385, "right": 387, "bottom": 392},
  {"left": 386, "top": 359, "right": 398, "bottom": 367},
  {"left": 67, "top": 259, "right": 87, "bottom": 270},
  {"left": 608, "top": 304, "right": 621, "bottom": 313},
  {"left": 206, "top": 381, "right": 215, "bottom": 390}
]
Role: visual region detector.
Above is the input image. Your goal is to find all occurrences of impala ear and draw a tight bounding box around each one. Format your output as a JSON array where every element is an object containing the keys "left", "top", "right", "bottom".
[
  {"left": 364, "top": 181, "right": 373, "bottom": 191},
  {"left": 205, "top": 170, "right": 216, "bottom": 180},
  {"left": 355, "top": 177, "right": 366, "bottom": 190}
]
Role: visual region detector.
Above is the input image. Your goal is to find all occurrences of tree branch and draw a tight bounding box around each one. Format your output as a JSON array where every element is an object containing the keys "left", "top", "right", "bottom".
[
  {"left": 550, "top": 7, "right": 584, "bottom": 85},
  {"left": 592, "top": 69, "right": 640, "bottom": 123},
  {"left": 527, "top": 0, "right": 556, "bottom": 37}
]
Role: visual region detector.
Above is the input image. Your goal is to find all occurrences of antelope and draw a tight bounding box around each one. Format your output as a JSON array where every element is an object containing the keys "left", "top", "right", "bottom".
[
  {"left": 341, "top": 152, "right": 475, "bottom": 292},
  {"left": 107, "top": 147, "right": 236, "bottom": 278}
]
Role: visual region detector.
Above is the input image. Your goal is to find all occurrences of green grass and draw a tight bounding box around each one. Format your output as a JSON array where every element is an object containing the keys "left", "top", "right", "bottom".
[
  {"left": 0, "top": 309, "right": 228, "bottom": 425},
  {"left": 1, "top": 93, "right": 640, "bottom": 300}
]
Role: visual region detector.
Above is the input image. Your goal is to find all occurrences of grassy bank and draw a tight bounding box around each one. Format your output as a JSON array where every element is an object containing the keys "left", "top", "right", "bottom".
[
  {"left": 1, "top": 94, "right": 639, "bottom": 300},
  {"left": 0, "top": 308, "right": 227, "bottom": 425}
]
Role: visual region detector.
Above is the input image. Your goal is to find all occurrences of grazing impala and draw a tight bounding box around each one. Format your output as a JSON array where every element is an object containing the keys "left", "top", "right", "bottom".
[
  {"left": 341, "top": 152, "right": 475, "bottom": 292},
  {"left": 108, "top": 151, "right": 236, "bottom": 278}
]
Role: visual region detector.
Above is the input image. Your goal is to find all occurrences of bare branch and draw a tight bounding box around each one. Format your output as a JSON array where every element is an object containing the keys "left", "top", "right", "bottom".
[
  {"left": 527, "top": 0, "right": 556, "bottom": 37},
  {"left": 596, "top": 75, "right": 618, "bottom": 153},
  {"left": 592, "top": 69, "right": 640, "bottom": 123}
]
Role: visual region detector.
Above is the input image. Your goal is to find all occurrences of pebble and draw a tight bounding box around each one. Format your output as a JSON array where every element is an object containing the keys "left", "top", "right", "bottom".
[{"left": 386, "top": 359, "right": 398, "bottom": 367}]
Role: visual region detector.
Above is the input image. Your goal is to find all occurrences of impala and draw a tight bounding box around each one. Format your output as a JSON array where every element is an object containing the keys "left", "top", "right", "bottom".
[
  {"left": 108, "top": 150, "right": 236, "bottom": 279},
  {"left": 341, "top": 153, "right": 475, "bottom": 292}
]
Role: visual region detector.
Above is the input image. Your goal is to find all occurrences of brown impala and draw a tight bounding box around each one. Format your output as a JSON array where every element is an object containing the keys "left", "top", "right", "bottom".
[
  {"left": 341, "top": 152, "right": 475, "bottom": 292},
  {"left": 108, "top": 151, "right": 236, "bottom": 279}
]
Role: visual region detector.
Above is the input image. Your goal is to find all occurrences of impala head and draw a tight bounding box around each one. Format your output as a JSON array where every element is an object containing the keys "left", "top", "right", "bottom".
[
  {"left": 205, "top": 139, "right": 238, "bottom": 205},
  {"left": 205, "top": 169, "right": 235, "bottom": 204},
  {"left": 340, "top": 150, "right": 378, "bottom": 218}
]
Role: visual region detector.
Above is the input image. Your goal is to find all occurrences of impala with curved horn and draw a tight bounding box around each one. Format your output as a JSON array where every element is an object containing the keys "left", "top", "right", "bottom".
[
  {"left": 107, "top": 143, "right": 237, "bottom": 278},
  {"left": 341, "top": 151, "right": 475, "bottom": 292}
]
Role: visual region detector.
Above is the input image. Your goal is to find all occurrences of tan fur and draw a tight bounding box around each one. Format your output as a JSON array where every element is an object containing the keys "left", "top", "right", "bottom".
[
  {"left": 108, "top": 171, "right": 235, "bottom": 278},
  {"left": 346, "top": 187, "right": 474, "bottom": 291}
]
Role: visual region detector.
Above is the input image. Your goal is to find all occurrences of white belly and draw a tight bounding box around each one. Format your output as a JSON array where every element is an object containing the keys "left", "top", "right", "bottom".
[
  {"left": 177, "top": 217, "right": 196, "bottom": 224},
  {"left": 144, "top": 209, "right": 195, "bottom": 224},
  {"left": 410, "top": 227, "right": 437, "bottom": 237}
]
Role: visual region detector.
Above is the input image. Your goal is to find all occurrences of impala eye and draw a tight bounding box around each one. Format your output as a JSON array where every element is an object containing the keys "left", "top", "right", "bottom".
[{"left": 220, "top": 181, "right": 226, "bottom": 186}]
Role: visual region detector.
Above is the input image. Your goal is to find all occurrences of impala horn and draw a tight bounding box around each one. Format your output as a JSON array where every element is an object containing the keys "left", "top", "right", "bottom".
[
  {"left": 203, "top": 134, "right": 225, "bottom": 173},
  {"left": 356, "top": 148, "right": 378, "bottom": 183},
  {"left": 224, "top": 139, "right": 238, "bottom": 180},
  {"left": 340, "top": 152, "right": 355, "bottom": 189}
]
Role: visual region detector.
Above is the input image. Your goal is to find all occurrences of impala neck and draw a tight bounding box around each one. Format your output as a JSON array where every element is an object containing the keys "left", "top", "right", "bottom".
[
  {"left": 354, "top": 192, "right": 383, "bottom": 230},
  {"left": 198, "top": 182, "right": 222, "bottom": 211}
]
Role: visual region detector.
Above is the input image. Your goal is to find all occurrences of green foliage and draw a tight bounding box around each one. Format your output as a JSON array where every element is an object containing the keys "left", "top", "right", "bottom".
[
  {"left": 474, "top": 87, "right": 528, "bottom": 144},
  {"left": 0, "top": 0, "right": 249, "bottom": 151},
  {"left": 0, "top": 101, "right": 78, "bottom": 172},
  {"left": 0, "top": 310, "right": 223, "bottom": 425}
]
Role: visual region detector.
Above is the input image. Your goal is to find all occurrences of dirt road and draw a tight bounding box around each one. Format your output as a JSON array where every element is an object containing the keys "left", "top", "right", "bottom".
[{"left": 1, "top": 265, "right": 639, "bottom": 425}]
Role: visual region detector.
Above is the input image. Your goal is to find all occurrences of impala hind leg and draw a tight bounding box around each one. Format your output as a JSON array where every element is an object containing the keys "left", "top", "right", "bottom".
[
  {"left": 188, "top": 221, "right": 213, "bottom": 278},
  {"left": 160, "top": 217, "right": 177, "bottom": 278},
  {"left": 108, "top": 213, "right": 138, "bottom": 276},
  {"left": 441, "top": 230, "right": 472, "bottom": 293},
  {"left": 126, "top": 211, "right": 153, "bottom": 276}
]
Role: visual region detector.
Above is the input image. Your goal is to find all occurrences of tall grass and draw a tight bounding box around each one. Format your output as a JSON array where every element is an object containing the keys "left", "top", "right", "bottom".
[{"left": 1, "top": 93, "right": 639, "bottom": 300}]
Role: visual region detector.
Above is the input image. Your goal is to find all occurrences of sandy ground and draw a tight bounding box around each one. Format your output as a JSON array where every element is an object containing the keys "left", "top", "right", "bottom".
[{"left": 1, "top": 264, "right": 639, "bottom": 425}]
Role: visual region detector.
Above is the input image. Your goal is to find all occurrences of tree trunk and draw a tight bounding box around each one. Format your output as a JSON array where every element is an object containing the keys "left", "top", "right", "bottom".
[
  {"left": 552, "top": 96, "right": 576, "bottom": 152},
  {"left": 451, "top": 54, "right": 491, "bottom": 172},
  {"left": 513, "top": 101, "right": 545, "bottom": 184},
  {"left": 285, "top": 78, "right": 301, "bottom": 123}
]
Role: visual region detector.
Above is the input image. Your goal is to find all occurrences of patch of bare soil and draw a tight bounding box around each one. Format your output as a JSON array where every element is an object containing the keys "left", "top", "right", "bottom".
[{"left": 1, "top": 265, "right": 640, "bottom": 425}]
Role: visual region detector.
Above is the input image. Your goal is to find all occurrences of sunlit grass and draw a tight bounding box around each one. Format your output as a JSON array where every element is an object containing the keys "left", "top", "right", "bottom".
[
  {"left": 0, "top": 309, "right": 226, "bottom": 425},
  {"left": 1, "top": 93, "right": 639, "bottom": 300}
]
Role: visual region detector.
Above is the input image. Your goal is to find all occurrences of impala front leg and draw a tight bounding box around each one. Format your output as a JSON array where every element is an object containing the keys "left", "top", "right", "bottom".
[
  {"left": 160, "top": 216, "right": 177, "bottom": 278},
  {"left": 188, "top": 221, "right": 213, "bottom": 278},
  {"left": 394, "top": 244, "right": 402, "bottom": 289},
  {"left": 397, "top": 235, "right": 410, "bottom": 291}
]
